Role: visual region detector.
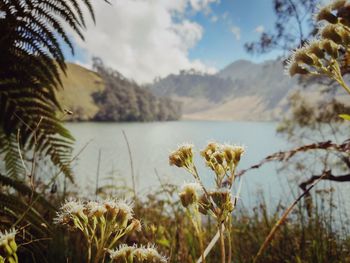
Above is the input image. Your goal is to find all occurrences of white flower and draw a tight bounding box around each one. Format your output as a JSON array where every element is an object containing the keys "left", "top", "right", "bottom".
[
  {"left": 60, "top": 199, "right": 85, "bottom": 215},
  {"left": 180, "top": 182, "right": 201, "bottom": 194},
  {"left": 116, "top": 199, "right": 134, "bottom": 221},
  {"left": 109, "top": 244, "right": 167, "bottom": 263},
  {"left": 109, "top": 244, "right": 135, "bottom": 260},
  {"left": 86, "top": 201, "right": 107, "bottom": 217},
  {"left": 0, "top": 229, "right": 16, "bottom": 246}
]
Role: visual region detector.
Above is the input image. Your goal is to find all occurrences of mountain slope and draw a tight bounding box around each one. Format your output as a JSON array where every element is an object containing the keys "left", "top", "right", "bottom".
[
  {"left": 56, "top": 63, "right": 105, "bottom": 120},
  {"left": 149, "top": 59, "right": 297, "bottom": 121},
  {"left": 56, "top": 63, "right": 181, "bottom": 121}
]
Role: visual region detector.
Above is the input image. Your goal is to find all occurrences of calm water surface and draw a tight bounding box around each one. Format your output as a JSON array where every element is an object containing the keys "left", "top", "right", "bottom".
[{"left": 66, "top": 121, "right": 350, "bottom": 208}]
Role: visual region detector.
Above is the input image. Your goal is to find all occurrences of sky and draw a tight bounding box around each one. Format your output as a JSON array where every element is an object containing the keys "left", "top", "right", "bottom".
[{"left": 65, "top": 0, "right": 283, "bottom": 84}]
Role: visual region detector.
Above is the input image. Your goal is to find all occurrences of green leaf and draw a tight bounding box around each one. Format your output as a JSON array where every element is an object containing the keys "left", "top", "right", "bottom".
[{"left": 339, "top": 114, "right": 350, "bottom": 121}]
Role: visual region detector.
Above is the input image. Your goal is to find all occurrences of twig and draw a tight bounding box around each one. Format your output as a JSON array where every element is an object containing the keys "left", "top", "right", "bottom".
[
  {"left": 18, "top": 237, "right": 52, "bottom": 247},
  {"left": 29, "top": 117, "right": 43, "bottom": 203},
  {"left": 16, "top": 129, "right": 30, "bottom": 176},
  {"left": 95, "top": 149, "right": 102, "bottom": 198},
  {"left": 45, "top": 139, "right": 93, "bottom": 189},
  {"left": 253, "top": 171, "right": 329, "bottom": 262},
  {"left": 13, "top": 195, "right": 40, "bottom": 227},
  {"left": 235, "top": 139, "right": 350, "bottom": 178},
  {"left": 122, "top": 130, "right": 136, "bottom": 199},
  {"left": 196, "top": 226, "right": 222, "bottom": 263}
]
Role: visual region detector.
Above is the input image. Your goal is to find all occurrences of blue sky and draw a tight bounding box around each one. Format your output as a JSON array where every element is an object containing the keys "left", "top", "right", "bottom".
[
  {"left": 66, "top": 0, "right": 284, "bottom": 83},
  {"left": 188, "top": 0, "right": 282, "bottom": 68}
]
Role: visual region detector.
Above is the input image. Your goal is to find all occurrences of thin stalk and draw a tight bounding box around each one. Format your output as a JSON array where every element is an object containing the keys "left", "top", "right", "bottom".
[
  {"left": 332, "top": 61, "right": 350, "bottom": 95},
  {"left": 87, "top": 241, "right": 92, "bottom": 263},
  {"left": 95, "top": 149, "right": 102, "bottom": 198},
  {"left": 227, "top": 217, "right": 232, "bottom": 263},
  {"left": 253, "top": 171, "right": 329, "bottom": 262},
  {"left": 122, "top": 130, "right": 137, "bottom": 200},
  {"left": 219, "top": 222, "right": 226, "bottom": 263},
  {"left": 198, "top": 231, "right": 206, "bottom": 263},
  {"left": 187, "top": 208, "right": 206, "bottom": 263}
]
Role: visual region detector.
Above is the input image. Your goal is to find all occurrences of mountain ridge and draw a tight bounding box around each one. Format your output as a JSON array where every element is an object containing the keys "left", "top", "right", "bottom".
[{"left": 148, "top": 59, "right": 298, "bottom": 121}]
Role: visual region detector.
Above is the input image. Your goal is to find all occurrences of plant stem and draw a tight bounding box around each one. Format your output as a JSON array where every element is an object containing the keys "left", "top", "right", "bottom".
[
  {"left": 87, "top": 241, "right": 92, "bottom": 263},
  {"left": 219, "top": 222, "right": 225, "bottom": 263},
  {"left": 333, "top": 61, "right": 350, "bottom": 95},
  {"left": 227, "top": 218, "right": 232, "bottom": 263},
  {"left": 188, "top": 208, "right": 206, "bottom": 263},
  {"left": 198, "top": 232, "right": 206, "bottom": 263}
]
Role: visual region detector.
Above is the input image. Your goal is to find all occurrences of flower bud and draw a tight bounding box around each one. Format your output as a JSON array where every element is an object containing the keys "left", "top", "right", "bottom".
[
  {"left": 169, "top": 152, "right": 185, "bottom": 167},
  {"left": 316, "top": 7, "right": 338, "bottom": 23},
  {"left": 198, "top": 194, "right": 211, "bottom": 215},
  {"left": 179, "top": 182, "right": 201, "bottom": 207},
  {"left": 233, "top": 146, "right": 245, "bottom": 164},
  {"left": 321, "top": 39, "right": 339, "bottom": 58},
  {"left": 213, "top": 151, "right": 224, "bottom": 164},
  {"left": 200, "top": 142, "right": 218, "bottom": 161},
  {"left": 126, "top": 219, "right": 142, "bottom": 233},
  {"left": 293, "top": 49, "right": 315, "bottom": 65},
  {"left": 210, "top": 190, "right": 230, "bottom": 209},
  {"left": 321, "top": 24, "right": 343, "bottom": 44},
  {"left": 307, "top": 41, "right": 325, "bottom": 59},
  {"left": 331, "top": 0, "right": 347, "bottom": 10}
]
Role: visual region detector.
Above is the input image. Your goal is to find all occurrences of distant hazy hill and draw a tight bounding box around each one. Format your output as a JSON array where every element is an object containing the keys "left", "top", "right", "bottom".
[{"left": 149, "top": 60, "right": 299, "bottom": 121}]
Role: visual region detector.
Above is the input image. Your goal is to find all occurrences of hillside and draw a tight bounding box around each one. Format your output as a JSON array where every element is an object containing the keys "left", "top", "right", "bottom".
[
  {"left": 149, "top": 60, "right": 298, "bottom": 121},
  {"left": 56, "top": 63, "right": 105, "bottom": 121},
  {"left": 56, "top": 62, "right": 181, "bottom": 121}
]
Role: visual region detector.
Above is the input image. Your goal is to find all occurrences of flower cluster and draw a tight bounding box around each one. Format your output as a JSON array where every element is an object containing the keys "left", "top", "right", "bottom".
[
  {"left": 109, "top": 244, "right": 167, "bottom": 263},
  {"left": 201, "top": 142, "right": 244, "bottom": 187},
  {"left": 170, "top": 142, "right": 244, "bottom": 215},
  {"left": 169, "top": 142, "right": 245, "bottom": 262},
  {"left": 285, "top": 0, "right": 350, "bottom": 89},
  {"left": 0, "top": 229, "right": 18, "bottom": 263},
  {"left": 209, "top": 189, "right": 234, "bottom": 221},
  {"left": 55, "top": 198, "right": 141, "bottom": 262},
  {"left": 178, "top": 182, "right": 202, "bottom": 207},
  {"left": 168, "top": 143, "right": 194, "bottom": 170}
]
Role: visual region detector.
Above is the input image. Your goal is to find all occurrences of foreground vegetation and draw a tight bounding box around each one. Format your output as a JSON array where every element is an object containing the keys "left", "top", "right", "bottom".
[{"left": 1, "top": 175, "right": 350, "bottom": 262}]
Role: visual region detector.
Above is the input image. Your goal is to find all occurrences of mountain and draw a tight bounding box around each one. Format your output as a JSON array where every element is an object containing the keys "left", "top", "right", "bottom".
[{"left": 149, "top": 60, "right": 299, "bottom": 121}]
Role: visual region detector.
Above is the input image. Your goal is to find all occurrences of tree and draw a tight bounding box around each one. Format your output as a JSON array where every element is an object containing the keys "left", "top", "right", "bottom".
[
  {"left": 245, "top": 0, "right": 318, "bottom": 55},
  {"left": 91, "top": 58, "right": 182, "bottom": 122},
  {"left": 243, "top": 0, "right": 350, "bottom": 208}
]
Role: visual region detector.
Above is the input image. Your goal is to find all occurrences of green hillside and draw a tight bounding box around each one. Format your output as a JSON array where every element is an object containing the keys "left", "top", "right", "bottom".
[
  {"left": 56, "top": 62, "right": 181, "bottom": 121},
  {"left": 56, "top": 63, "right": 105, "bottom": 121}
]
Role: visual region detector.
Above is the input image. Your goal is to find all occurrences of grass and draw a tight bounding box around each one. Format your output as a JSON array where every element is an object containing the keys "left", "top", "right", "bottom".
[{"left": 130, "top": 187, "right": 350, "bottom": 263}]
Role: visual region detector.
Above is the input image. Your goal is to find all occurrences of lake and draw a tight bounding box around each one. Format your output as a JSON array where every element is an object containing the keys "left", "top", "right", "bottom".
[{"left": 65, "top": 121, "right": 350, "bottom": 209}]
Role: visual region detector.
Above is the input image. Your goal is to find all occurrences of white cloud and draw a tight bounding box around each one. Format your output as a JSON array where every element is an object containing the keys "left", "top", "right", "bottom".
[
  {"left": 230, "top": 26, "right": 241, "bottom": 40},
  {"left": 255, "top": 25, "right": 265, "bottom": 33},
  {"left": 189, "top": 0, "right": 219, "bottom": 14},
  {"left": 70, "top": 0, "right": 218, "bottom": 83}
]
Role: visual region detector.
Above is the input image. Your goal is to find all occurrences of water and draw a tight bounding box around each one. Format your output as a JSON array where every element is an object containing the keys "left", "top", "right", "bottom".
[
  {"left": 63, "top": 121, "right": 350, "bottom": 211},
  {"left": 64, "top": 121, "right": 290, "bottom": 204}
]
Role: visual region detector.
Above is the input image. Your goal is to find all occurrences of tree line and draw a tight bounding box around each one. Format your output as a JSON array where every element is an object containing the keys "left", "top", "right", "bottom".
[{"left": 91, "top": 58, "right": 182, "bottom": 122}]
